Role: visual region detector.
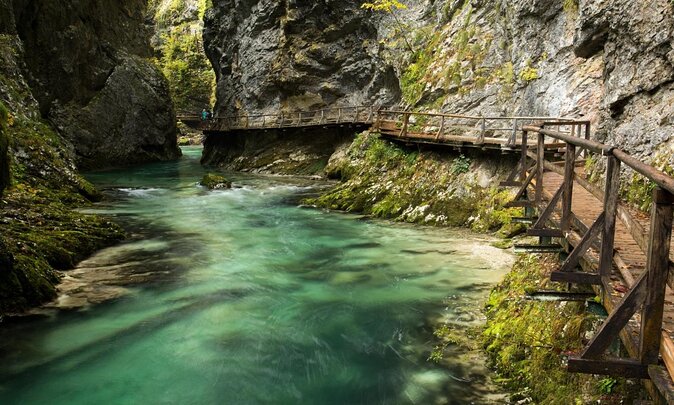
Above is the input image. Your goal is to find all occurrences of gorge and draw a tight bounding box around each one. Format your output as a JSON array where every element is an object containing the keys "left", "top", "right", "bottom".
[{"left": 0, "top": 0, "right": 672, "bottom": 403}]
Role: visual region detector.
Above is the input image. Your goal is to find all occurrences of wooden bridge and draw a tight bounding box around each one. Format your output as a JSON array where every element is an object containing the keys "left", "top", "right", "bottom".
[
  {"left": 185, "top": 106, "right": 578, "bottom": 151},
  {"left": 189, "top": 105, "right": 674, "bottom": 401}
]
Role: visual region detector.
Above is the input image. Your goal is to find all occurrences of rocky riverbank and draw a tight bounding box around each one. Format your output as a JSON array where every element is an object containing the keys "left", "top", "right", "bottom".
[
  {"left": 0, "top": 0, "right": 180, "bottom": 314},
  {"left": 305, "top": 131, "right": 523, "bottom": 234}
]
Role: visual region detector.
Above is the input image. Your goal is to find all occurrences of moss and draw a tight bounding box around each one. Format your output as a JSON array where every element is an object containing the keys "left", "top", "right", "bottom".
[
  {"left": 482, "top": 254, "right": 645, "bottom": 403},
  {"left": 563, "top": 0, "right": 579, "bottom": 14},
  {"left": 1, "top": 185, "right": 124, "bottom": 313},
  {"left": 306, "top": 132, "right": 517, "bottom": 230},
  {"left": 150, "top": 0, "right": 216, "bottom": 111},
  {"left": 0, "top": 100, "right": 9, "bottom": 196},
  {"left": 200, "top": 173, "right": 231, "bottom": 189},
  {"left": 519, "top": 64, "right": 539, "bottom": 82}
]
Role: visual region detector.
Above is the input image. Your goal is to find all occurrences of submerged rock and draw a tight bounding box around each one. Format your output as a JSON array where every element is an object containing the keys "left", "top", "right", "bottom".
[{"left": 200, "top": 173, "right": 231, "bottom": 190}]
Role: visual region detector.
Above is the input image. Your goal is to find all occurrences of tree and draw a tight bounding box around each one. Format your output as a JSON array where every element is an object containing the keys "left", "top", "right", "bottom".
[{"left": 361, "top": 0, "right": 416, "bottom": 54}]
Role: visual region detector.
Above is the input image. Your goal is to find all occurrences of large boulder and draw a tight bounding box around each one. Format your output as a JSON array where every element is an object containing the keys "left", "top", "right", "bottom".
[{"left": 12, "top": 0, "right": 181, "bottom": 169}]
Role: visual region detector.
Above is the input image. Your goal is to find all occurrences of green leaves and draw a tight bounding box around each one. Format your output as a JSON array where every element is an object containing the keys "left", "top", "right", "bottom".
[{"left": 361, "top": 0, "right": 407, "bottom": 13}]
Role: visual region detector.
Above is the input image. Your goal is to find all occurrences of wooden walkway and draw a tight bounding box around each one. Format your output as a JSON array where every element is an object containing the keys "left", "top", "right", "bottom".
[
  {"left": 194, "top": 106, "right": 579, "bottom": 152},
  {"left": 505, "top": 124, "right": 674, "bottom": 403}
]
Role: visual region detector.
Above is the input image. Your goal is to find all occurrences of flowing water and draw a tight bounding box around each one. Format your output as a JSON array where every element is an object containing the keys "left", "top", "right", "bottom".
[{"left": 0, "top": 147, "right": 513, "bottom": 404}]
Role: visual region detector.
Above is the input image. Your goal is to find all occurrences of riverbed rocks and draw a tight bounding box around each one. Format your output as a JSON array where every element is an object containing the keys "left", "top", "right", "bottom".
[{"left": 201, "top": 173, "right": 231, "bottom": 189}]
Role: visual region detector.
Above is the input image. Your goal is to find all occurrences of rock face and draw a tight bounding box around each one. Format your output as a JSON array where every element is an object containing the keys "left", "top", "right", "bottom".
[
  {"left": 0, "top": 102, "right": 8, "bottom": 197},
  {"left": 0, "top": 0, "right": 174, "bottom": 313},
  {"left": 201, "top": 127, "right": 362, "bottom": 174},
  {"left": 201, "top": 0, "right": 401, "bottom": 172},
  {"left": 12, "top": 0, "right": 181, "bottom": 169},
  {"left": 204, "top": 0, "right": 401, "bottom": 116},
  {"left": 402, "top": 0, "right": 673, "bottom": 163}
]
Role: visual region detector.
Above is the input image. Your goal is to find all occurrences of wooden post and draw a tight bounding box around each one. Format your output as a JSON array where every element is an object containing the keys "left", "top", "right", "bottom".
[
  {"left": 436, "top": 116, "right": 445, "bottom": 140},
  {"left": 298, "top": 112, "right": 302, "bottom": 126},
  {"left": 476, "top": 117, "right": 486, "bottom": 144},
  {"left": 561, "top": 143, "right": 576, "bottom": 232},
  {"left": 520, "top": 131, "right": 528, "bottom": 182},
  {"left": 536, "top": 132, "right": 544, "bottom": 206},
  {"left": 598, "top": 154, "right": 621, "bottom": 282},
  {"left": 639, "top": 187, "right": 674, "bottom": 365},
  {"left": 399, "top": 113, "right": 410, "bottom": 137},
  {"left": 337, "top": 108, "right": 342, "bottom": 123},
  {"left": 261, "top": 115, "right": 266, "bottom": 127},
  {"left": 354, "top": 107, "right": 360, "bottom": 123},
  {"left": 508, "top": 118, "right": 518, "bottom": 146},
  {"left": 584, "top": 123, "right": 591, "bottom": 158}
]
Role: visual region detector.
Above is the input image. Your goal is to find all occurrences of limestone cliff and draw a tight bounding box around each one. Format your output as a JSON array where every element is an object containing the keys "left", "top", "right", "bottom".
[
  {"left": 12, "top": 0, "right": 181, "bottom": 169},
  {"left": 0, "top": 0, "right": 182, "bottom": 313},
  {"left": 201, "top": 0, "right": 672, "bottom": 177},
  {"left": 401, "top": 0, "right": 673, "bottom": 162},
  {"left": 203, "top": 0, "right": 401, "bottom": 115}
]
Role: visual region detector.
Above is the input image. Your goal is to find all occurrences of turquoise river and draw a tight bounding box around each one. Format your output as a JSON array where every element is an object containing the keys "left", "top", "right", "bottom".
[{"left": 0, "top": 146, "right": 512, "bottom": 404}]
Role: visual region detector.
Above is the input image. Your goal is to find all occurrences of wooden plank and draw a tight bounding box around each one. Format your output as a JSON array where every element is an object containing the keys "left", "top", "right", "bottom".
[
  {"left": 520, "top": 131, "right": 528, "bottom": 181},
  {"left": 558, "top": 212, "right": 605, "bottom": 273},
  {"left": 511, "top": 217, "right": 537, "bottom": 224},
  {"left": 599, "top": 155, "right": 621, "bottom": 282},
  {"left": 500, "top": 181, "right": 523, "bottom": 187},
  {"left": 661, "top": 333, "right": 674, "bottom": 386},
  {"left": 513, "top": 244, "right": 563, "bottom": 253},
  {"left": 527, "top": 228, "right": 564, "bottom": 237},
  {"left": 640, "top": 189, "right": 674, "bottom": 365},
  {"left": 550, "top": 271, "right": 602, "bottom": 285},
  {"left": 648, "top": 365, "right": 674, "bottom": 405},
  {"left": 510, "top": 166, "right": 538, "bottom": 203},
  {"left": 568, "top": 358, "right": 649, "bottom": 379},
  {"left": 505, "top": 200, "right": 534, "bottom": 208},
  {"left": 581, "top": 270, "right": 648, "bottom": 359}
]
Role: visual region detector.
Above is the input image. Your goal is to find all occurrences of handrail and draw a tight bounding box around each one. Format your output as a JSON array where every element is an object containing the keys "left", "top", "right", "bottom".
[
  {"left": 524, "top": 125, "right": 674, "bottom": 195},
  {"left": 380, "top": 110, "right": 578, "bottom": 121},
  {"left": 614, "top": 149, "right": 674, "bottom": 195}
]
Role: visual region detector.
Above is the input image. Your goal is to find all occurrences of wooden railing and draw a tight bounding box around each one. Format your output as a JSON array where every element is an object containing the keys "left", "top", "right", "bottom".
[
  {"left": 374, "top": 110, "right": 587, "bottom": 148},
  {"left": 506, "top": 122, "right": 674, "bottom": 395},
  {"left": 205, "top": 106, "right": 377, "bottom": 132}
]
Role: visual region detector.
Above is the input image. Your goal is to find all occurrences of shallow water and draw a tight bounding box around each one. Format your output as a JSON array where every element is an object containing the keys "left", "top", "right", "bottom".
[{"left": 0, "top": 147, "right": 512, "bottom": 404}]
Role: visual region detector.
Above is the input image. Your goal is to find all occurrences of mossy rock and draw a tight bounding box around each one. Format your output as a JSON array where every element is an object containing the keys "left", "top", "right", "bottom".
[{"left": 201, "top": 173, "right": 231, "bottom": 190}]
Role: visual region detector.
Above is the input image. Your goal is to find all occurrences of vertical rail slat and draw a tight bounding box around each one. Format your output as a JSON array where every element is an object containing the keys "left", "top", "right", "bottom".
[
  {"left": 399, "top": 113, "right": 410, "bottom": 137},
  {"left": 561, "top": 143, "right": 576, "bottom": 232},
  {"left": 598, "top": 155, "right": 621, "bottom": 283},
  {"left": 436, "top": 116, "right": 445, "bottom": 140},
  {"left": 536, "top": 132, "right": 545, "bottom": 206},
  {"left": 520, "top": 131, "right": 528, "bottom": 183},
  {"left": 639, "top": 188, "right": 674, "bottom": 365}
]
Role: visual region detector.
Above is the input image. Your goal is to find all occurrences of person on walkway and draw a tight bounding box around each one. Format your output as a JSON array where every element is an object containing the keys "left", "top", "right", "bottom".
[{"left": 201, "top": 109, "right": 208, "bottom": 121}]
